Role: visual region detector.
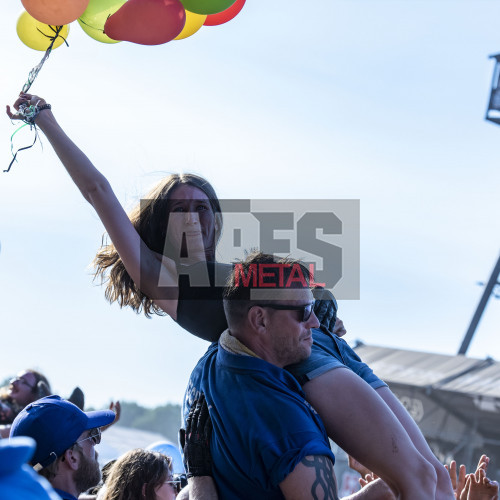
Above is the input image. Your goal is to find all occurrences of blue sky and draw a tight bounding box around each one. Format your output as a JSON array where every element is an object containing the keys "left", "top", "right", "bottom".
[{"left": 1, "top": 0, "right": 499, "bottom": 408}]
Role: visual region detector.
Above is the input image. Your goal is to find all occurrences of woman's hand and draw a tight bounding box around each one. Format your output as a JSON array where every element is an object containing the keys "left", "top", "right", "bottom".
[{"left": 6, "top": 93, "right": 48, "bottom": 121}]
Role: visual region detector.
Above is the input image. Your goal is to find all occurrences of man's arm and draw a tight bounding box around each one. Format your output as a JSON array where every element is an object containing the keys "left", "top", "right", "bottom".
[
  {"left": 279, "top": 455, "right": 395, "bottom": 500},
  {"left": 280, "top": 455, "right": 339, "bottom": 500}
]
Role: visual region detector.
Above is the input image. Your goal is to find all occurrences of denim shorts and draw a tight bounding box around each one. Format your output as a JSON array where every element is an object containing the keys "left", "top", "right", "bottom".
[{"left": 286, "top": 327, "right": 387, "bottom": 389}]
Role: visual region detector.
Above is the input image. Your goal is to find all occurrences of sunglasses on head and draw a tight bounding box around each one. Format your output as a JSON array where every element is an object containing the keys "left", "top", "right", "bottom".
[{"left": 250, "top": 302, "right": 314, "bottom": 322}]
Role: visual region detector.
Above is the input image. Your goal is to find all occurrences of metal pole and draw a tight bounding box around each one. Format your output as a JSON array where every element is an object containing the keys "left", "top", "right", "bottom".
[{"left": 458, "top": 253, "right": 500, "bottom": 355}]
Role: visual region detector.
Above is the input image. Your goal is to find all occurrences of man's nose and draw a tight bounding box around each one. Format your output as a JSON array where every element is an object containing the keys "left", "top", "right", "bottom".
[{"left": 307, "top": 311, "right": 320, "bottom": 329}]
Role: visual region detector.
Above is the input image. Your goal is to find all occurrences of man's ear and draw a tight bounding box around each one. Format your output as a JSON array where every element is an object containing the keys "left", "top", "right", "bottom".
[
  {"left": 247, "top": 306, "right": 267, "bottom": 334},
  {"left": 63, "top": 447, "right": 80, "bottom": 472}
]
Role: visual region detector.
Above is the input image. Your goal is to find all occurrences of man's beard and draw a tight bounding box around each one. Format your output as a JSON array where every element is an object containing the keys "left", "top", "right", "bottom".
[{"left": 74, "top": 450, "right": 101, "bottom": 494}]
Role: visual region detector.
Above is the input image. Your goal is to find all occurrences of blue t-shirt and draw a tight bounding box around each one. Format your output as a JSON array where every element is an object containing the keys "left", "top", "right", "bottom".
[
  {"left": 185, "top": 343, "right": 335, "bottom": 499},
  {"left": 53, "top": 488, "right": 78, "bottom": 500}
]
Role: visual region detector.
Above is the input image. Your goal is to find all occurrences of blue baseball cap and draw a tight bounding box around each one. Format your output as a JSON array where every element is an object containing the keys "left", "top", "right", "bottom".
[
  {"left": 10, "top": 395, "right": 115, "bottom": 470},
  {"left": 0, "top": 436, "right": 60, "bottom": 499}
]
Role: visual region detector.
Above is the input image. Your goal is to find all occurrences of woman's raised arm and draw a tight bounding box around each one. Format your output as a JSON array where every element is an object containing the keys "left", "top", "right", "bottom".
[{"left": 7, "top": 93, "right": 179, "bottom": 318}]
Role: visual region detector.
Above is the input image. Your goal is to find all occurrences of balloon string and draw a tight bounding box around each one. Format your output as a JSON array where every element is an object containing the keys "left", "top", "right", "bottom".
[
  {"left": 21, "top": 25, "right": 68, "bottom": 94},
  {"left": 78, "top": 17, "right": 104, "bottom": 33},
  {"left": 5, "top": 124, "right": 39, "bottom": 173}
]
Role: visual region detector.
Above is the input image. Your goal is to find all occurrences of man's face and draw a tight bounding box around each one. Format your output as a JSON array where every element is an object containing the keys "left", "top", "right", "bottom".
[
  {"left": 73, "top": 429, "right": 101, "bottom": 494},
  {"left": 264, "top": 288, "right": 319, "bottom": 368},
  {"left": 8, "top": 371, "right": 36, "bottom": 407}
]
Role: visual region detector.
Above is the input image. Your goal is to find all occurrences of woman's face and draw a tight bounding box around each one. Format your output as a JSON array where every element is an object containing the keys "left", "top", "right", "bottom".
[
  {"left": 8, "top": 371, "right": 36, "bottom": 407},
  {"left": 166, "top": 184, "right": 217, "bottom": 261},
  {"left": 154, "top": 480, "right": 177, "bottom": 500}
]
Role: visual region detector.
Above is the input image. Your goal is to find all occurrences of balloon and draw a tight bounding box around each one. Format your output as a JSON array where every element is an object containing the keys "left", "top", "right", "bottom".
[
  {"left": 21, "top": 0, "right": 89, "bottom": 26},
  {"left": 204, "top": 0, "right": 244, "bottom": 26},
  {"left": 104, "top": 0, "right": 186, "bottom": 45},
  {"left": 174, "top": 9, "right": 206, "bottom": 40},
  {"left": 179, "top": 0, "right": 236, "bottom": 15},
  {"left": 17, "top": 11, "right": 70, "bottom": 52},
  {"left": 78, "top": 0, "right": 126, "bottom": 44}
]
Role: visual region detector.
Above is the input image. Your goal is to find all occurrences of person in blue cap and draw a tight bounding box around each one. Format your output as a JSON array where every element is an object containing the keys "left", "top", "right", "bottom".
[
  {"left": 10, "top": 395, "right": 116, "bottom": 500},
  {"left": 0, "top": 436, "right": 60, "bottom": 500}
]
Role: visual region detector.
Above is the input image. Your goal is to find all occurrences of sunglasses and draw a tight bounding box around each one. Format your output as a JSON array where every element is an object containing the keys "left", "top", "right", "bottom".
[
  {"left": 75, "top": 427, "right": 101, "bottom": 446},
  {"left": 251, "top": 302, "right": 314, "bottom": 322},
  {"left": 164, "top": 474, "right": 187, "bottom": 496},
  {"left": 9, "top": 377, "right": 35, "bottom": 390}
]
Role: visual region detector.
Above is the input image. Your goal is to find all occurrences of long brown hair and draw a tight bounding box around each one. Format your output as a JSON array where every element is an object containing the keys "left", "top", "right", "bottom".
[
  {"left": 101, "top": 449, "right": 173, "bottom": 500},
  {"left": 93, "top": 174, "right": 222, "bottom": 317}
]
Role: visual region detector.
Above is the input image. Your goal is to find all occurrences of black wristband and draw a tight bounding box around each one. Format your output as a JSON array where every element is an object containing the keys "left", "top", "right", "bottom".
[{"left": 38, "top": 104, "right": 51, "bottom": 112}]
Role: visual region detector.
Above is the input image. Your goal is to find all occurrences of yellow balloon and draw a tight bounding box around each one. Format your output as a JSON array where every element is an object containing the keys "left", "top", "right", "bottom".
[
  {"left": 174, "top": 9, "right": 206, "bottom": 40},
  {"left": 16, "top": 10, "right": 69, "bottom": 51}
]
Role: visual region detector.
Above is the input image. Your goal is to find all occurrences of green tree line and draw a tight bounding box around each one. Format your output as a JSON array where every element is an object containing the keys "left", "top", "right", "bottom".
[{"left": 115, "top": 401, "right": 183, "bottom": 443}]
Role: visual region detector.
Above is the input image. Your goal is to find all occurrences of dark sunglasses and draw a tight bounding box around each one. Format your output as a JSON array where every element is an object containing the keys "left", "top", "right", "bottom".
[
  {"left": 169, "top": 473, "right": 187, "bottom": 494},
  {"left": 251, "top": 302, "right": 314, "bottom": 322}
]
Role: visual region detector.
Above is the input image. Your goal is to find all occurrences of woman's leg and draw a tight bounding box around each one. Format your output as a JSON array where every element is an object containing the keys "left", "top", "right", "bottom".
[
  {"left": 303, "top": 367, "right": 440, "bottom": 499},
  {"left": 376, "top": 387, "right": 454, "bottom": 500}
]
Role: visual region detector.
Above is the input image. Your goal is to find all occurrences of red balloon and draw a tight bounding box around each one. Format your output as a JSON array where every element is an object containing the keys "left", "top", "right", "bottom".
[
  {"left": 104, "top": 0, "right": 186, "bottom": 45},
  {"left": 203, "top": 0, "right": 245, "bottom": 26}
]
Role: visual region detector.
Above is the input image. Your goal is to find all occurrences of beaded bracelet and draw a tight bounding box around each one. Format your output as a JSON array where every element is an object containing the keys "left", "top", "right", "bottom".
[{"left": 18, "top": 102, "right": 51, "bottom": 125}]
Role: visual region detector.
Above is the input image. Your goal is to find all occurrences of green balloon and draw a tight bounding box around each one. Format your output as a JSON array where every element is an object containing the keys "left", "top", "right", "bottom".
[
  {"left": 180, "top": 0, "right": 236, "bottom": 15},
  {"left": 78, "top": 0, "right": 126, "bottom": 44}
]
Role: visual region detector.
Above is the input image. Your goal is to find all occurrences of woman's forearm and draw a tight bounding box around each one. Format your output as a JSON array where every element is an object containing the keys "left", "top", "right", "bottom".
[{"left": 35, "top": 110, "right": 112, "bottom": 205}]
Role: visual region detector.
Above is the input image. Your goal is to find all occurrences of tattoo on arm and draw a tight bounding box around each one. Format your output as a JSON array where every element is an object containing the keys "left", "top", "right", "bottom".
[{"left": 302, "top": 455, "right": 339, "bottom": 500}]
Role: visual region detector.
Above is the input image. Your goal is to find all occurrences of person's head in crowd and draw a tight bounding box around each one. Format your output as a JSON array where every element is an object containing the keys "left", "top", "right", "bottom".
[
  {"left": 222, "top": 251, "right": 319, "bottom": 367},
  {"left": 93, "top": 173, "right": 222, "bottom": 316},
  {"left": 0, "top": 395, "right": 18, "bottom": 424},
  {"left": 0, "top": 436, "right": 60, "bottom": 500},
  {"left": 10, "top": 395, "right": 115, "bottom": 499},
  {"left": 5, "top": 369, "right": 51, "bottom": 409},
  {"left": 101, "top": 449, "right": 178, "bottom": 500}
]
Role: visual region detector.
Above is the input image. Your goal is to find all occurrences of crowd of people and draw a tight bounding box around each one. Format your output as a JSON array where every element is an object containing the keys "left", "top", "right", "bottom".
[{"left": 3, "top": 93, "right": 499, "bottom": 499}]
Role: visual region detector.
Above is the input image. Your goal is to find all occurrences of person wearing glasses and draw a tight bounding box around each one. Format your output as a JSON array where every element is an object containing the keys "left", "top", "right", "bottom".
[
  {"left": 10, "top": 395, "right": 116, "bottom": 500},
  {"left": 183, "top": 252, "right": 394, "bottom": 499},
  {"left": 2, "top": 370, "right": 51, "bottom": 410},
  {"left": 97, "top": 449, "right": 181, "bottom": 500},
  {"left": 0, "top": 369, "right": 52, "bottom": 438},
  {"left": 7, "top": 94, "right": 453, "bottom": 498}
]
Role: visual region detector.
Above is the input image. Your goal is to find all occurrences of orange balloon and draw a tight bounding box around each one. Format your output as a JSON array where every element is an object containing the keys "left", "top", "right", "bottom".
[{"left": 21, "top": 0, "right": 90, "bottom": 25}]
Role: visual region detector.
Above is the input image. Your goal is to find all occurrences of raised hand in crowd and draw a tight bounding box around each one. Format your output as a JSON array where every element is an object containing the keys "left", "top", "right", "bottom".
[
  {"left": 446, "top": 460, "right": 468, "bottom": 499},
  {"left": 347, "top": 473, "right": 395, "bottom": 500},
  {"left": 446, "top": 456, "right": 498, "bottom": 500},
  {"left": 101, "top": 401, "right": 121, "bottom": 432},
  {"left": 462, "top": 467, "right": 499, "bottom": 500},
  {"left": 348, "top": 454, "right": 372, "bottom": 479}
]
